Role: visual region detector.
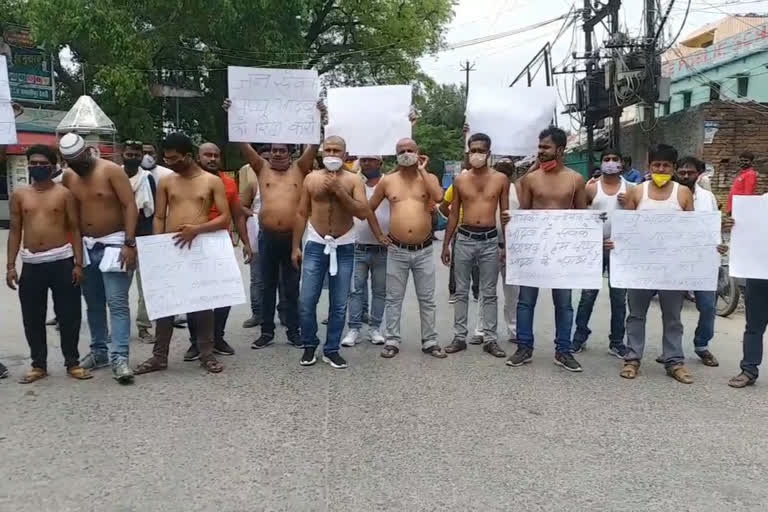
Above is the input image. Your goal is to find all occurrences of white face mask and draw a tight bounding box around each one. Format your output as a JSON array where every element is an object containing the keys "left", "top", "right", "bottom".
[
  {"left": 323, "top": 156, "right": 344, "bottom": 172},
  {"left": 397, "top": 152, "right": 419, "bottom": 167},
  {"left": 469, "top": 153, "right": 487, "bottom": 169},
  {"left": 600, "top": 161, "right": 622, "bottom": 175},
  {"left": 140, "top": 154, "right": 156, "bottom": 170}
]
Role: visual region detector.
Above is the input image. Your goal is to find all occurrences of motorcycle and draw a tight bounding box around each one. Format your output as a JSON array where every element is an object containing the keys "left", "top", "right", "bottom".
[{"left": 717, "top": 259, "right": 746, "bottom": 317}]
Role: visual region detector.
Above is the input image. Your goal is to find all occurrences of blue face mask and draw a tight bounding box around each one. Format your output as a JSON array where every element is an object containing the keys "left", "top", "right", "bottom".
[{"left": 29, "top": 165, "right": 53, "bottom": 182}]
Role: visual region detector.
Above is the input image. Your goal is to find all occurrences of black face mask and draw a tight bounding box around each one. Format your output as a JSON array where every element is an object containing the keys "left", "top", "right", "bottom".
[
  {"left": 68, "top": 160, "right": 92, "bottom": 176},
  {"left": 123, "top": 158, "right": 142, "bottom": 171},
  {"left": 29, "top": 165, "right": 54, "bottom": 182}
]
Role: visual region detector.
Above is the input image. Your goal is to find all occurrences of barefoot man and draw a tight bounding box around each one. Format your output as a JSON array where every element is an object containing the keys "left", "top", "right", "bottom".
[
  {"left": 441, "top": 132, "right": 509, "bottom": 359},
  {"left": 223, "top": 98, "right": 325, "bottom": 349},
  {"left": 133, "top": 133, "right": 231, "bottom": 375},
  {"left": 7, "top": 145, "right": 90, "bottom": 384},
  {"left": 291, "top": 136, "right": 382, "bottom": 369},
  {"left": 369, "top": 138, "right": 447, "bottom": 359},
  {"left": 60, "top": 133, "right": 139, "bottom": 384},
  {"left": 507, "top": 126, "right": 587, "bottom": 373}
]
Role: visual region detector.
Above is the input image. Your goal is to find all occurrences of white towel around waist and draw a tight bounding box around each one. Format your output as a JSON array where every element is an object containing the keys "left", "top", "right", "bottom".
[
  {"left": 82, "top": 231, "right": 126, "bottom": 271},
  {"left": 306, "top": 223, "right": 356, "bottom": 276},
  {"left": 20, "top": 243, "right": 74, "bottom": 264}
]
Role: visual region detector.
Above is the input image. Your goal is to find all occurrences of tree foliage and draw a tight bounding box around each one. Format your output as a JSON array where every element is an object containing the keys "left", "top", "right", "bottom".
[
  {"left": 7, "top": 0, "right": 454, "bottom": 146},
  {"left": 413, "top": 81, "right": 466, "bottom": 175}
]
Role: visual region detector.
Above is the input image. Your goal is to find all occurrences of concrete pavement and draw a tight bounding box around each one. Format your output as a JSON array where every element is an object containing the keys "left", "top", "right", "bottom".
[{"left": 1, "top": 235, "right": 767, "bottom": 511}]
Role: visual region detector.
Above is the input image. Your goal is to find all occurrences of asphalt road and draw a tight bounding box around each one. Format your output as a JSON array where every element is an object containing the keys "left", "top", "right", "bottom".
[{"left": 1, "top": 234, "right": 766, "bottom": 512}]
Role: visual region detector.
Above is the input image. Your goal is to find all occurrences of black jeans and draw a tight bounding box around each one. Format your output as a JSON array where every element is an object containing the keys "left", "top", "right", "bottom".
[
  {"left": 259, "top": 229, "right": 300, "bottom": 338},
  {"left": 740, "top": 279, "right": 768, "bottom": 379},
  {"left": 188, "top": 307, "right": 230, "bottom": 345},
  {"left": 448, "top": 238, "right": 480, "bottom": 298},
  {"left": 19, "top": 258, "right": 82, "bottom": 369}
]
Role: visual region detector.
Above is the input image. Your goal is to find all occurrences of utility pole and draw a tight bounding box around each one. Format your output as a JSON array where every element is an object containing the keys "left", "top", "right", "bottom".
[
  {"left": 461, "top": 60, "right": 476, "bottom": 99},
  {"left": 643, "top": 0, "right": 657, "bottom": 130},
  {"left": 610, "top": 2, "right": 622, "bottom": 150},
  {"left": 582, "top": 0, "right": 596, "bottom": 173}
]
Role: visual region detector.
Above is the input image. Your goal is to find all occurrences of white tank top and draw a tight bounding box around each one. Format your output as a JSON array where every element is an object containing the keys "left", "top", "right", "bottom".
[
  {"left": 592, "top": 179, "right": 626, "bottom": 238},
  {"left": 637, "top": 182, "right": 682, "bottom": 211},
  {"left": 355, "top": 183, "right": 390, "bottom": 245}
]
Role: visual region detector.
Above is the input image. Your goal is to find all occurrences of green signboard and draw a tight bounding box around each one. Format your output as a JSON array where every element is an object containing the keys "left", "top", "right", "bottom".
[{"left": 1, "top": 23, "right": 55, "bottom": 104}]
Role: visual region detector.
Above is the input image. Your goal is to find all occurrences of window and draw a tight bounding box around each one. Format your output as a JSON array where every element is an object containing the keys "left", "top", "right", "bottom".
[
  {"left": 663, "top": 101, "right": 671, "bottom": 115},
  {"left": 682, "top": 91, "right": 692, "bottom": 108},
  {"left": 709, "top": 82, "right": 721, "bottom": 101},
  {"left": 737, "top": 75, "right": 750, "bottom": 98}
]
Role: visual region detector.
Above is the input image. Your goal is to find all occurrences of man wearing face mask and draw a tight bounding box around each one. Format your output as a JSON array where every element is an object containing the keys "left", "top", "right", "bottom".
[
  {"left": 59, "top": 133, "right": 139, "bottom": 384},
  {"left": 134, "top": 133, "right": 231, "bottom": 376},
  {"left": 570, "top": 149, "right": 630, "bottom": 358},
  {"left": 182, "top": 142, "right": 253, "bottom": 361},
  {"left": 606, "top": 144, "right": 696, "bottom": 383},
  {"left": 369, "top": 138, "right": 447, "bottom": 360},
  {"left": 122, "top": 141, "right": 157, "bottom": 343},
  {"left": 140, "top": 142, "right": 174, "bottom": 183},
  {"left": 291, "top": 136, "right": 381, "bottom": 369},
  {"left": 6, "top": 145, "right": 90, "bottom": 384},
  {"left": 341, "top": 155, "right": 390, "bottom": 347},
  {"left": 223, "top": 97, "right": 326, "bottom": 350},
  {"left": 510, "top": 127, "right": 587, "bottom": 372},
  {"left": 441, "top": 133, "right": 509, "bottom": 359},
  {"left": 727, "top": 150, "right": 758, "bottom": 215}
]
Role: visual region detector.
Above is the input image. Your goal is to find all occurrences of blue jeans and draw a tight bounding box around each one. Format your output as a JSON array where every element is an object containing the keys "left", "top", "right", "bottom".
[
  {"left": 80, "top": 244, "right": 133, "bottom": 364},
  {"left": 300, "top": 241, "right": 355, "bottom": 355},
  {"left": 259, "top": 229, "right": 300, "bottom": 338},
  {"left": 516, "top": 286, "right": 573, "bottom": 354},
  {"left": 741, "top": 279, "right": 768, "bottom": 379},
  {"left": 348, "top": 245, "right": 387, "bottom": 330},
  {"left": 693, "top": 291, "right": 716, "bottom": 350},
  {"left": 573, "top": 252, "right": 626, "bottom": 347}
]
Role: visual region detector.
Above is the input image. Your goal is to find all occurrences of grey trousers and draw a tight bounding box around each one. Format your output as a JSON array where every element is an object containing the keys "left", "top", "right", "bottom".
[
  {"left": 135, "top": 265, "right": 151, "bottom": 330},
  {"left": 384, "top": 245, "right": 438, "bottom": 349},
  {"left": 453, "top": 233, "right": 499, "bottom": 344},
  {"left": 625, "top": 289, "right": 685, "bottom": 367}
]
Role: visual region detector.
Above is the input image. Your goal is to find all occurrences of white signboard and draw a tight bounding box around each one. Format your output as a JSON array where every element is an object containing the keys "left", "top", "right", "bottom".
[
  {"left": 730, "top": 195, "right": 768, "bottom": 279},
  {"left": 505, "top": 210, "right": 604, "bottom": 289},
  {"left": 137, "top": 230, "right": 246, "bottom": 320},
  {"left": 227, "top": 66, "right": 320, "bottom": 144},
  {"left": 610, "top": 211, "right": 721, "bottom": 291},
  {"left": 325, "top": 85, "right": 411, "bottom": 156},
  {"left": 466, "top": 86, "right": 555, "bottom": 156},
  {"left": 0, "top": 56, "right": 18, "bottom": 144}
]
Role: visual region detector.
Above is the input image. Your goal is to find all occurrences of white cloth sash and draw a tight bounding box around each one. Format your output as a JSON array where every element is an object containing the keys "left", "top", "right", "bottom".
[
  {"left": 306, "top": 223, "right": 356, "bottom": 276},
  {"left": 82, "top": 231, "right": 126, "bottom": 271},
  {"left": 20, "top": 243, "right": 73, "bottom": 264}
]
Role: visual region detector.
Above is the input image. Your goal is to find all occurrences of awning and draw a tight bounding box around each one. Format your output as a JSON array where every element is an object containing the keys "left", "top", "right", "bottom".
[{"left": 5, "top": 132, "right": 117, "bottom": 156}]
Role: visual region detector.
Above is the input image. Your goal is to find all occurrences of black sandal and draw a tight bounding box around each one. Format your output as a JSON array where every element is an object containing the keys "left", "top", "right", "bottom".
[
  {"left": 380, "top": 346, "right": 399, "bottom": 359},
  {"left": 422, "top": 345, "right": 447, "bottom": 359}
]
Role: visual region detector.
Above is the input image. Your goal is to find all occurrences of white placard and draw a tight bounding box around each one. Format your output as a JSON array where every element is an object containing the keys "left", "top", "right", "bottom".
[
  {"left": 466, "top": 86, "right": 555, "bottom": 156},
  {"left": 227, "top": 66, "right": 320, "bottom": 144},
  {"left": 0, "top": 56, "right": 18, "bottom": 144},
  {"left": 137, "top": 230, "right": 246, "bottom": 320},
  {"left": 730, "top": 195, "right": 768, "bottom": 279},
  {"left": 325, "top": 85, "right": 412, "bottom": 156},
  {"left": 505, "top": 210, "right": 604, "bottom": 289},
  {"left": 610, "top": 211, "right": 721, "bottom": 291}
]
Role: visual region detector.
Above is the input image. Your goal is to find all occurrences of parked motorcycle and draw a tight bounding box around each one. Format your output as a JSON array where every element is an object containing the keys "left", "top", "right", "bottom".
[{"left": 717, "top": 261, "right": 746, "bottom": 317}]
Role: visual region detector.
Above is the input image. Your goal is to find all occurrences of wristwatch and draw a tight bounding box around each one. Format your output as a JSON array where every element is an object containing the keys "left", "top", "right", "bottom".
[{"left": 124, "top": 239, "right": 137, "bottom": 248}]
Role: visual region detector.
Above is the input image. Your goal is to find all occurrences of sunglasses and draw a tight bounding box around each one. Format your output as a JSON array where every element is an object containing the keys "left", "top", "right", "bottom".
[{"left": 123, "top": 140, "right": 143, "bottom": 147}]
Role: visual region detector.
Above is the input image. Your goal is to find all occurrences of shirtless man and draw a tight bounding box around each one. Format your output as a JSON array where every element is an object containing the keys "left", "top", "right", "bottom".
[
  {"left": 507, "top": 126, "right": 587, "bottom": 372},
  {"left": 6, "top": 145, "right": 90, "bottom": 384},
  {"left": 441, "top": 132, "right": 508, "bottom": 359},
  {"left": 369, "top": 138, "right": 447, "bottom": 359},
  {"left": 183, "top": 142, "right": 252, "bottom": 361},
  {"left": 223, "top": 98, "right": 325, "bottom": 349},
  {"left": 60, "top": 133, "right": 139, "bottom": 384},
  {"left": 291, "top": 136, "right": 380, "bottom": 369},
  {"left": 571, "top": 148, "right": 630, "bottom": 358},
  {"left": 134, "top": 133, "right": 231, "bottom": 375}
]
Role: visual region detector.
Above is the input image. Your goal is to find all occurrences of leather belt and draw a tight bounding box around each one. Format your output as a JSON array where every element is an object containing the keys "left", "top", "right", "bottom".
[
  {"left": 389, "top": 236, "right": 433, "bottom": 251},
  {"left": 458, "top": 227, "right": 498, "bottom": 241}
]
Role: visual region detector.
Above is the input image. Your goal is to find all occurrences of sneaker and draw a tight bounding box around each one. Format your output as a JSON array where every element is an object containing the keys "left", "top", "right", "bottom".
[
  {"left": 341, "top": 329, "right": 360, "bottom": 347},
  {"left": 112, "top": 360, "right": 135, "bottom": 384},
  {"left": 242, "top": 316, "right": 261, "bottom": 328},
  {"left": 173, "top": 316, "right": 187, "bottom": 328},
  {"left": 448, "top": 294, "right": 457, "bottom": 304},
  {"left": 137, "top": 327, "right": 154, "bottom": 343},
  {"left": 286, "top": 331, "right": 303, "bottom": 348},
  {"left": 608, "top": 344, "right": 628, "bottom": 359},
  {"left": 184, "top": 345, "right": 200, "bottom": 361},
  {"left": 321, "top": 318, "right": 329, "bottom": 325},
  {"left": 554, "top": 352, "right": 583, "bottom": 372},
  {"left": 506, "top": 346, "right": 533, "bottom": 367},
  {"left": 81, "top": 352, "right": 110, "bottom": 370},
  {"left": 469, "top": 330, "right": 484, "bottom": 345},
  {"left": 323, "top": 352, "right": 348, "bottom": 369},
  {"left": 251, "top": 335, "right": 274, "bottom": 349},
  {"left": 0, "top": 362, "right": 8, "bottom": 379},
  {"left": 695, "top": 349, "right": 719, "bottom": 367},
  {"left": 300, "top": 348, "right": 317, "bottom": 366},
  {"left": 370, "top": 328, "right": 385, "bottom": 345},
  {"left": 483, "top": 341, "right": 507, "bottom": 358},
  {"left": 214, "top": 339, "right": 235, "bottom": 356},
  {"left": 571, "top": 341, "right": 586, "bottom": 353}
]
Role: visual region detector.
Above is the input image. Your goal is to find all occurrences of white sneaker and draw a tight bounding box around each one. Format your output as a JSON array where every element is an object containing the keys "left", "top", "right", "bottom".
[
  {"left": 341, "top": 329, "right": 360, "bottom": 347},
  {"left": 370, "top": 328, "right": 385, "bottom": 345}
]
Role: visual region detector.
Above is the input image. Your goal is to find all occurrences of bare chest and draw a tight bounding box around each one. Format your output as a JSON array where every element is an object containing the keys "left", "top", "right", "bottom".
[
  {"left": 260, "top": 168, "right": 302, "bottom": 198},
  {"left": 387, "top": 180, "right": 429, "bottom": 205}
]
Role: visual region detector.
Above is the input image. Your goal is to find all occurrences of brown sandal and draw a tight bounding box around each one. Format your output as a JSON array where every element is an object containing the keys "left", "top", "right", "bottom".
[
  {"left": 728, "top": 372, "right": 756, "bottom": 388},
  {"left": 380, "top": 346, "right": 399, "bottom": 359},
  {"left": 67, "top": 366, "right": 93, "bottom": 380},
  {"left": 134, "top": 357, "right": 168, "bottom": 375},
  {"left": 18, "top": 368, "right": 47, "bottom": 384},
  {"left": 422, "top": 345, "right": 447, "bottom": 359},
  {"left": 667, "top": 365, "right": 693, "bottom": 384},
  {"left": 620, "top": 361, "right": 640, "bottom": 379},
  {"left": 200, "top": 357, "right": 224, "bottom": 374}
]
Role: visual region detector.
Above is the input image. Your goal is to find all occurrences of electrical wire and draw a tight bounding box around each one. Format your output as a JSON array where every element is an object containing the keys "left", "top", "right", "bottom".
[{"left": 657, "top": 0, "right": 692, "bottom": 54}]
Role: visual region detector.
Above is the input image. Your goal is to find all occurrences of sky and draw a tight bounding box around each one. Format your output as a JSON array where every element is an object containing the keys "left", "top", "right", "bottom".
[{"left": 419, "top": 0, "right": 767, "bottom": 92}]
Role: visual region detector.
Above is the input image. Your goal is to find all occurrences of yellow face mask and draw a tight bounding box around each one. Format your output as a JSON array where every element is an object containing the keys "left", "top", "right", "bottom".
[{"left": 651, "top": 173, "right": 672, "bottom": 188}]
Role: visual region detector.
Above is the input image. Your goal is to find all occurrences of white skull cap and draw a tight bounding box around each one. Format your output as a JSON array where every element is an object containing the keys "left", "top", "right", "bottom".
[{"left": 59, "top": 133, "right": 87, "bottom": 158}]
